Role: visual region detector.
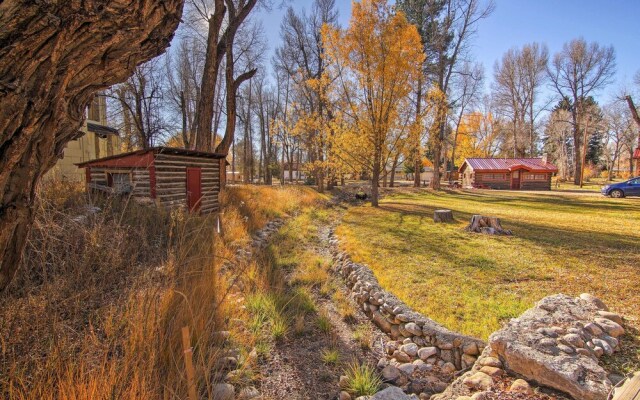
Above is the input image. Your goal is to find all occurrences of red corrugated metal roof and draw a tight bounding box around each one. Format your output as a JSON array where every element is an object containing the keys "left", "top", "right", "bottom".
[
  {"left": 76, "top": 146, "right": 227, "bottom": 168},
  {"left": 460, "top": 158, "right": 559, "bottom": 173}
]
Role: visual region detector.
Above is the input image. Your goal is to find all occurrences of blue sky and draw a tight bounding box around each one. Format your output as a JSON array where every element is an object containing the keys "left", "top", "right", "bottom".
[{"left": 256, "top": 0, "right": 640, "bottom": 102}]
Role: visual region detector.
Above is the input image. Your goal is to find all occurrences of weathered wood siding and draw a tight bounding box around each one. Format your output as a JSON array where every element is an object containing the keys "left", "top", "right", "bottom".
[
  {"left": 87, "top": 166, "right": 153, "bottom": 196},
  {"left": 520, "top": 175, "right": 552, "bottom": 190},
  {"left": 474, "top": 173, "right": 511, "bottom": 190},
  {"left": 154, "top": 153, "right": 221, "bottom": 213}
]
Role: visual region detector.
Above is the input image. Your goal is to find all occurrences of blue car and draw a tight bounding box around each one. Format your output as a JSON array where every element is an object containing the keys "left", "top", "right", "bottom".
[{"left": 601, "top": 177, "right": 640, "bottom": 198}]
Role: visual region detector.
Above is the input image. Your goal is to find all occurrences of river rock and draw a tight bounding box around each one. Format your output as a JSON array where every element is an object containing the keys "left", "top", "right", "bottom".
[
  {"left": 401, "top": 343, "right": 419, "bottom": 357},
  {"left": 370, "top": 386, "right": 415, "bottom": 400},
  {"left": 510, "top": 379, "right": 533, "bottom": 395},
  {"left": 212, "top": 383, "right": 235, "bottom": 400},
  {"left": 463, "top": 372, "right": 492, "bottom": 390},
  {"left": 382, "top": 365, "right": 402, "bottom": 382},
  {"left": 340, "top": 391, "right": 352, "bottom": 400},
  {"left": 418, "top": 347, "right": 438, "bottom": 360},
  {"left": 579, "top": 293, "right": 608, "bottom": 310},
  {"left": 596, "top": 310, "right": 623, "bottom": 325},
  {"left": 594, "top": 318, "right": 624, "bottom": 337},
  {"left": 405, "top": 322, "right": 422, "bottom": 336}
]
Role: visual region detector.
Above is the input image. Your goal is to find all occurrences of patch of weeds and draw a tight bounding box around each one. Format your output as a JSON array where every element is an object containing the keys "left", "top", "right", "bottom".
[
  {"left": 353, "top": 325, "right": 372, "bottom": 350},
  {"left": 321, "top": 348, "right": 340, "bottom": 365},
  {"left": 255, "top": 340, "right": 272, "bottom": 359},
  {"left": 271, "top": 317, "right": 288, "bottom": 341},
  {"left": 293, "top": 314, "right": 306, "bottom": 336},
  {"left": 289, "top": 287, "right": 316, "bottom": 315},
  {"left": 317, "top": 311, "right": 333, "bottom": 333},
  {"left": 344, "top": 362, "right": 381, "bottom": 397},
  {"left": 333, "top": 290, "right": 356, "bottom": 323}
]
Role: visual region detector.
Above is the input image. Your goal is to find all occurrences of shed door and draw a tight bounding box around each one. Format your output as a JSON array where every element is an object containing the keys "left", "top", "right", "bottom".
[
  {"left": 511, "top": 170, "right": 521, "bottom": 190},
  {"left": 186, "top": 167, "right": 202, "bottom": 211}
]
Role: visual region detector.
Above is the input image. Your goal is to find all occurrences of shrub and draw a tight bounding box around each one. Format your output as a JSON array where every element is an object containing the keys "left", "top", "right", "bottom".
[{"left": 344, "top": 362, "right": 381, "bottom": 397}]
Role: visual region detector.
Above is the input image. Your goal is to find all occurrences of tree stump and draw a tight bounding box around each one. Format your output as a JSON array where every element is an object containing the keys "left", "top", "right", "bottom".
[
  {"left": 465, "top": 215, "right": 512, "bottom": 235},
  {"left": 434, "top": 209, "right": 454, "bottom": 223}
]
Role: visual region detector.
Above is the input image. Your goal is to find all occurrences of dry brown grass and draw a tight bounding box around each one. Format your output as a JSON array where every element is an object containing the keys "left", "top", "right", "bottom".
[{"left": 0, "top": 181, "right": 321, "bottom": 399}]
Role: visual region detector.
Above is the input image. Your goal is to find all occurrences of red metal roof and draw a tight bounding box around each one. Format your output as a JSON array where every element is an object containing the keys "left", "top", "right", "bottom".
[
  {"left": 76, "top": 146, "right": 226, "bottom": 168},
  {"left": 460, "top": 158, "right": 559, "bottom": 173}
]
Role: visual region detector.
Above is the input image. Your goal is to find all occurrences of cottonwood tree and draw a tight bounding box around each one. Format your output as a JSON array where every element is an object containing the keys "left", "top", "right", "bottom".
[
  {"left": 165, "top": 37, "right": 207, "bottom": 149},
  {"left": 322, "top": 0, "right": 425, "bottom": 206},
  {"left": 0, "top": 0, "right": 184, "bottom": 291},
  {"left": 548, "top": 38, "right": 616, "bottom": 184},
  {"left": 397, "top": 0, "right": 494, "bottom": 189},
  {"left": 273, "top": 0, "right": 339, "bottom": 191},
  {"left": 602, "top": 102, "right": 633, "bottom": 180},
  {"left": 190, "top": 0, "right": 259, "bottom": 153},
  {"left": 108, "top": 60, "right": 168, "bottom": 149},
  {"left": 448, "top": 62, "right": 484, "bottom": 177},
  {"left": 543, "top": 101, "right": 574, "bottom": 180},
  {"left": 493, "top": 43, "right": 548, "bottom": 157}
]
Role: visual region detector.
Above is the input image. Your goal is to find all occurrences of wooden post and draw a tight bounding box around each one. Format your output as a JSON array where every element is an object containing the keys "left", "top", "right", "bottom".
[{"left": 181, "top": 326, "right": 197, "bottom": 400}]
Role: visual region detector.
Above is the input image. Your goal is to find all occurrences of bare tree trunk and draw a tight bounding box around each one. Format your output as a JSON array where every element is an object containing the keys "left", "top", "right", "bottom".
[
  {"left": 414, "top": 77, "right": 423, "bottom": 188},
  {"left": 371, "top": 156, "right": 381, "bottom": 206},
  {"left": 194, "top": 0, "right": 226, "bottom": 151},
  {"left": 390, "top": 153, "right": 400, "bottom": 187},
  {"left": 0, "top": 0, "right": 183, "bottom": 291},
  {"left": 180, "top": 90, "right": 189, "bottom": 148}
]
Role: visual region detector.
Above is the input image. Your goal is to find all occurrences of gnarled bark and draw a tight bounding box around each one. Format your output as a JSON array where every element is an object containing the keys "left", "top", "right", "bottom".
[{"left": 0, "top": 0, "right": 184, "bottom": 291}]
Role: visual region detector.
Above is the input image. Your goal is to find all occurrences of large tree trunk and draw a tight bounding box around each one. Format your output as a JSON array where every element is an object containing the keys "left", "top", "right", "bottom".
[
  {"left": 0, "top": 0, "right": 183, "bottom": 292},
  {"left": 572, "top": 108, "right": 582, "bottom": 185},
  {"left": 371, "top": 146, "right": 381, "bottom": 206},
  {"left": 194, "top": 0, "right": 226, "bottom": 152}
]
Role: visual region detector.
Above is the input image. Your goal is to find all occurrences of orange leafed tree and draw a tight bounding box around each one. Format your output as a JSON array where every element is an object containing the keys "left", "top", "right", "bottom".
[
  {"left": 322, "top": 0, "right": 425, "bottom": 206},
  {"left": 453, "top": 112, "right": 500, "bottom": 166}
]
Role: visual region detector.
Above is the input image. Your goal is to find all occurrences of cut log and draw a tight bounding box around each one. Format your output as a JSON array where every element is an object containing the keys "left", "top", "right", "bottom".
[
  {"left": 613, "top": 371, "right": 640, "bottom": 400},
  {"left": 434, "top": 209, "right": 454, "bottom": 223},
  {"left": 466, "top": 215, "right": 512, "bottom": 235}
]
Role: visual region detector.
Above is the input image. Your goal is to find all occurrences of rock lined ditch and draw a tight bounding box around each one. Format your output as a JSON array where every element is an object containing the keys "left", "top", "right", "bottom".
[
  {"left": 329, "top": 231, "right": 485, "bottom": 399},
  {"left": 329, "top": 227, "right": 630, "bottom": 400},
  {"left": 212, "top": 218, "right": 288, "bottom": 400}
]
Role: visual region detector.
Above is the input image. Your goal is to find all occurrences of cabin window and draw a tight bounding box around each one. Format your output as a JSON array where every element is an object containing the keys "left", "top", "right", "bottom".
[
  {"left": 107, "top": 173, "right": 132, "bottom": 193},
  {"left": 483, "top": 173, "right": 507, "bottom": 181},
  {"left": 524, "top": 173, "right": 546, "bottom": 180}
]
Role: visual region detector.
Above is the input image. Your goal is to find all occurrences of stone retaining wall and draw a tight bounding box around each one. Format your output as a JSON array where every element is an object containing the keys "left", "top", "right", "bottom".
[
  {"left": 433, "top": 293, "right": 626, "bottom": 400},
  {"left": 329, "top": 232, "right": 485, "bottom": 372}
]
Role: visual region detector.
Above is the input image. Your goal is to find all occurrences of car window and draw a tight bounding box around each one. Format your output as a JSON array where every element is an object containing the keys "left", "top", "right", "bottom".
[{"left": 629, "top": 178, "right": 640, "bottom": 185}]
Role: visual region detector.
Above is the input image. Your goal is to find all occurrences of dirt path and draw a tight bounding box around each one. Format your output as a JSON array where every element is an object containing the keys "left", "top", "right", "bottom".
[{"left": 257, "top": 201, "right": 387, "bottom": 400}]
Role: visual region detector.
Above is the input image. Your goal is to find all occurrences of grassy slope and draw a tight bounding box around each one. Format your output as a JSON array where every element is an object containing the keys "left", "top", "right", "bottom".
[
  {"left": 1, "top": 183, "right": 323, "bottom": 399},
  {"left": 336, "top": 189, "right": 640, "bottom": 341}
]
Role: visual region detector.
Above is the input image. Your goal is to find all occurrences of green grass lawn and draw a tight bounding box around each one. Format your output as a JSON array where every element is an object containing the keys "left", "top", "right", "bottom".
[{"left": 336, "top": 189, "right": 640, "bottom": 342}]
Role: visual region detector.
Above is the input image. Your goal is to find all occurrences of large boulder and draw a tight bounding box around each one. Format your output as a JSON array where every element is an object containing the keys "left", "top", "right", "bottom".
[{"left": 489, "top": 294, "right": 615, "bottom": 400}]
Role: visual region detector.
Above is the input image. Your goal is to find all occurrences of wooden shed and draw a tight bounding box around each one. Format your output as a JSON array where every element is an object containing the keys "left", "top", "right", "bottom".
[
  {"left": 459, "top": 157, "right": 558, "bottom": 190},
  {"left": 77, "top": 147, "right": 227, "bottom": 213}
]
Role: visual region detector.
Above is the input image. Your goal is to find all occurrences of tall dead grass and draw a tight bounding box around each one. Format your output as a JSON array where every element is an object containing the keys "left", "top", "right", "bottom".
[{"left": 0, "top": 181, "right": 321, "bottom": 399}]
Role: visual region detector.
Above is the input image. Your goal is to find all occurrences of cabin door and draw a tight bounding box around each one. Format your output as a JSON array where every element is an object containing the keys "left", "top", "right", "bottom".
[
  {"left": 511, "top": 170, "right": 521, "bottom": 190},
  {"left": 186, "top": 167, "right": 202, "bottom": 211}
]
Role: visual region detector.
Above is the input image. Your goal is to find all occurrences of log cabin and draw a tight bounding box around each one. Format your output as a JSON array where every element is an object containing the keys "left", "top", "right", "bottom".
[
  {"left": 77, "top": 147, "right": 227, "bottom": 213},
  {"left": 459, "top": 157, "right": 558, "bottom": 190}
]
